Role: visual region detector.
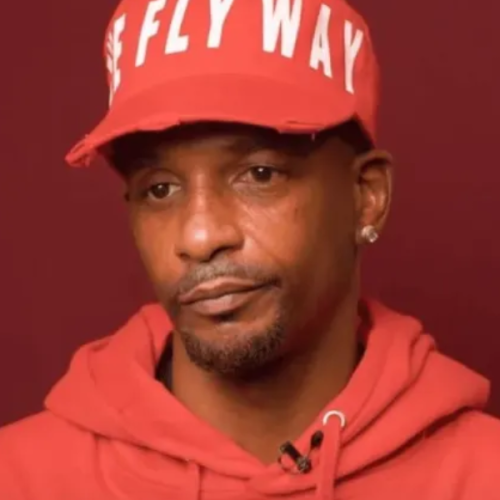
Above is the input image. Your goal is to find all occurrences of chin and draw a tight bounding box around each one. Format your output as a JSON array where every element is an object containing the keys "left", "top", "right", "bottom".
[{"left": 177, "top": 315, "right": 287, "bottom": 378}]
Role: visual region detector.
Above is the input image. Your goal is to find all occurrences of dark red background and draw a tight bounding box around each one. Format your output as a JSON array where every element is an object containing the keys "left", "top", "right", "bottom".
[{"left": 1, "top": 0, "right": 498, "bottom": 426}]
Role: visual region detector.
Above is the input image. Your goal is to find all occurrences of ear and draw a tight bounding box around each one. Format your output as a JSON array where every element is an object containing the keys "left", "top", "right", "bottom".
[{"left": 352, "top": 150, "right": 393, "bottom": 245}]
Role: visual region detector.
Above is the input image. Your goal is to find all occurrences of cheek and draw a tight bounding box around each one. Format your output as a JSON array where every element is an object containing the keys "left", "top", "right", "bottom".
[
  {"left": 130, "top": 212, "right": 175, "bottom": 282},
  {"left": 239, "top": 201, "right": 307, "bottom": 273},
  {"left": 242, "top": 186, "right": 353, "bottom": 275},
  {"left": 254, "top": 184, "right": 356, "bottom": 295}
]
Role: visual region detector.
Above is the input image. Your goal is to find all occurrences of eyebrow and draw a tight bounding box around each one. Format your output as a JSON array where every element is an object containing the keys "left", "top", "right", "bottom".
[{"left": 111, "top": 127, "right": 320, "bottom": 176}]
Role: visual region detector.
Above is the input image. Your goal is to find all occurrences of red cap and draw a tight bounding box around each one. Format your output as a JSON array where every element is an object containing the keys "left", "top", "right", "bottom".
[{"left": 66, "top": 0, "right": 380, "bottom": 167}]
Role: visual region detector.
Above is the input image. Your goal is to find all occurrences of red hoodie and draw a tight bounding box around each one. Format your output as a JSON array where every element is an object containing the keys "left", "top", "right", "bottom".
[{"left": 1, "top": 300, "right": 499, "bottom": 499}]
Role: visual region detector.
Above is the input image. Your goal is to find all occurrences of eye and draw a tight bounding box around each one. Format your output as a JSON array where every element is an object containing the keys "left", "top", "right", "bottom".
[
  {"left": 242, "top": 165, "right": 284, "bottom": 184},
  {"left": 146, "top": 182, "right": 180, "bottom": 201}
]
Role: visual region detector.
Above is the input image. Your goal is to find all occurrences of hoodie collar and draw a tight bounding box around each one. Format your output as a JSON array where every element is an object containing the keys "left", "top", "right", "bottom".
[{"left": 45, "top": 299, "right": 490, "bottom": 498}]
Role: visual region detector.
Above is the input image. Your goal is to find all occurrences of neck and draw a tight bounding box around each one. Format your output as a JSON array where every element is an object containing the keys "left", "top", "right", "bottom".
[{"left": 170, "top": 296, "right": 359, "bottom": 464}]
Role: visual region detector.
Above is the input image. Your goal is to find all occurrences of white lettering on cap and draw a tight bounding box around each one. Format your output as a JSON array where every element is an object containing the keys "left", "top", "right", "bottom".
[
  {"left": 208, "top": 0, "right": 236, "bottom": 49},
  {"left": 165, "top": 0, "right": 190, "bottom": 54},
  {"left": 136, "top": 0, "right": 166, "bottom": 67},
  {"left": 107, "top": 13, "right": 127, "bottom": 105},
  {"left": 309, "top": 4, "right": 332, "bottom": 78},
  {"left": 111, "top": 0, "right": 367, "bottom": 106},
  {"left": 344, "top": 21, "right": 363, "bottom": 94},
  {"left": 262, "top": 0, "right": 302, "bottom": 58}
]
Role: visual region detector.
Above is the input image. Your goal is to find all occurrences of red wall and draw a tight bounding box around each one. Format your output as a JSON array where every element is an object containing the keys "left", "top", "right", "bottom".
[{"left": 0, "top": 0, "right": 498, "bottom": 426}]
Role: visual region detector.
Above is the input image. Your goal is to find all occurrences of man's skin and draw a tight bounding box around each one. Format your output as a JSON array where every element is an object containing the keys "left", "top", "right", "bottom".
[{"left": 108, "top": 120, "right": 392, "bottom": 464}]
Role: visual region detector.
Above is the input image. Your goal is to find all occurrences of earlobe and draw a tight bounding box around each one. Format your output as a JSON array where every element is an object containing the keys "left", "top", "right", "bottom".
[{"left": 353, "top": 149, "right": 393, "bottom": 244}]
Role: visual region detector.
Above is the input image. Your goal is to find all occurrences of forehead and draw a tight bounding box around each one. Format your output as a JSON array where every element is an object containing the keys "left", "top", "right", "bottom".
[
  {"left": 117, "top": 122, "right": 320, "bottom": 155},
  {"left": 108, "top": 121, "right": 348, "bottom": 172}
]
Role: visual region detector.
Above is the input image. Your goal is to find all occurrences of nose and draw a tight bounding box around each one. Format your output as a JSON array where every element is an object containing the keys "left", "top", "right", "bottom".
[{"left": 174, "top": 188, "right": 244, "bottom": 263}]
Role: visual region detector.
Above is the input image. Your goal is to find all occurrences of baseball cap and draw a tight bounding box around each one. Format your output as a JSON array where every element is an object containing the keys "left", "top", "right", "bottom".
[{"left": 65, "top": 0, "right": 380, "bottom": 167}]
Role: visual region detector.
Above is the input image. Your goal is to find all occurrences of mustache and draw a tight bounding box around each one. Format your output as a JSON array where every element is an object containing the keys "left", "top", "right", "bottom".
[{"left": 171, "top": 261, "right": 278, "bottom": 302}]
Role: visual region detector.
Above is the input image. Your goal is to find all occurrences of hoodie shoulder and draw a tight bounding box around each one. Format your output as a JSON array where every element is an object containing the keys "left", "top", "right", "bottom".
[
  {"left": 431, "top": 410, "right": 500, "bottom": 496},
  {"left": 0, "top": 411, "right": 93, "bottom": 465},
  {"left": 0, "top": 411, "right": 94, "bottom": 498},
  {"left": 452, "top": 411, "right": 500, "bottom": 460}
]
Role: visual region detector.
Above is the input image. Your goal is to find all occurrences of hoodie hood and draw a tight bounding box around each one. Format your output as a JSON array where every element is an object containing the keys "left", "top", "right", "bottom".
[{"left": 45, "top": 300, "right": 490, "bottom": 499}]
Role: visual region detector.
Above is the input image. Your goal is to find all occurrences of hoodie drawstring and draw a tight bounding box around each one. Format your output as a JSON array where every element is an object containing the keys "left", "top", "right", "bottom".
[
  {"left": 315, "top": 410, "right": 346, "bottom": 500},
  {"left": 185, "top": 410, "right": 345, "bottom": 500},
  {"left": 186, "top": 460, "right": 201, "bottom": 500}
]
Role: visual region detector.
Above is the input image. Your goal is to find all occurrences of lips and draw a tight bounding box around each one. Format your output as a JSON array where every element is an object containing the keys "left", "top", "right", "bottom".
[{"left": 178, "top": 279, "right": 266, "bottom": 316}]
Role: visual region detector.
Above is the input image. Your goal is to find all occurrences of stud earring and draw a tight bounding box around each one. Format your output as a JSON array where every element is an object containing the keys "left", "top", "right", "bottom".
[{"left": 360, "top": 225, "right": 379, "bottom": 244}]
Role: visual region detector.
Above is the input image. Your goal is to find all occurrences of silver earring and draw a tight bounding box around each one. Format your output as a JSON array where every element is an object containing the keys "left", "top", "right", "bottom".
[{"left": 360, "top": 225, "right": 379, "bottom": 244}]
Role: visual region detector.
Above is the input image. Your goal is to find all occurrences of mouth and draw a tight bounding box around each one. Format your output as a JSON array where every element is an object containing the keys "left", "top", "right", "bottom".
[{"left": 178, "top": 279, "right": 268, "bottom": 317}]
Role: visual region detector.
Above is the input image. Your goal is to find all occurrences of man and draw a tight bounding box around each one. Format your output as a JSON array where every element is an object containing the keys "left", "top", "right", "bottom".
[{"left": 1, "top": 0, "right": 499, "bottom": 498}]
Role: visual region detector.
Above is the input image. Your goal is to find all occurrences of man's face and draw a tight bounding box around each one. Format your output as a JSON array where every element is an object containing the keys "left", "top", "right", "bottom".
[{"left": 117, "top": 123, "right": 389, "bottom": 378}]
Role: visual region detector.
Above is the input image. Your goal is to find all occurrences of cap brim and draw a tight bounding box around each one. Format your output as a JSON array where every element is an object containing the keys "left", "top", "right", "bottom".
[{"left": 66, "top": 74, "right": 357, "bottom": 167}]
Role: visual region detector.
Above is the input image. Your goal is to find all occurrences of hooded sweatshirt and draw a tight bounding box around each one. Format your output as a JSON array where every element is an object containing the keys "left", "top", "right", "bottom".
[{"left": 0, "top": 300, "right": 499, "bottom": 500}]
